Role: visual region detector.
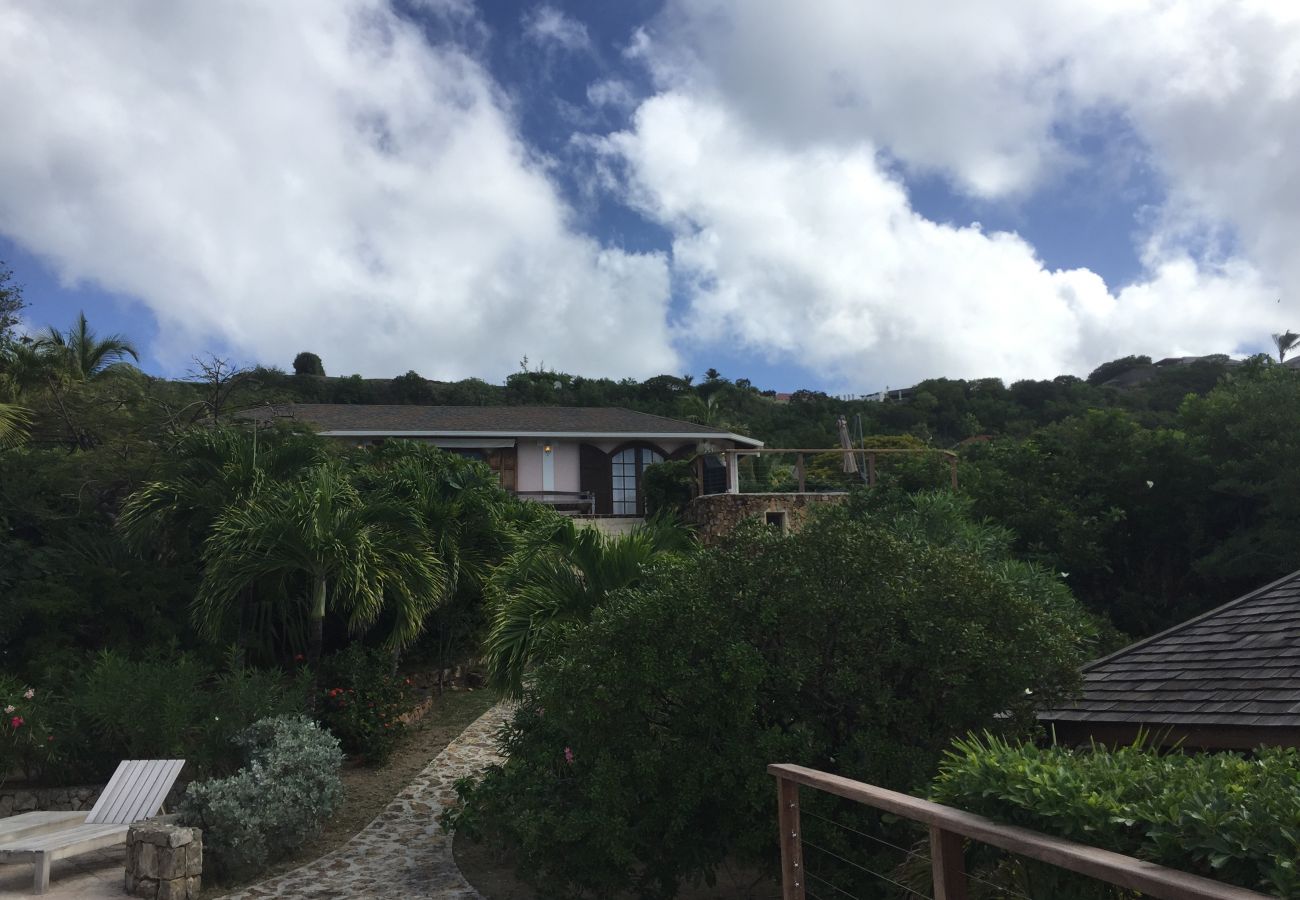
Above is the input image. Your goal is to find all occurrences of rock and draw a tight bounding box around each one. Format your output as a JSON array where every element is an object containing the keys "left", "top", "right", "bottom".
[{"left": 11, "top": 791, "right": 36, "bottom": 812}]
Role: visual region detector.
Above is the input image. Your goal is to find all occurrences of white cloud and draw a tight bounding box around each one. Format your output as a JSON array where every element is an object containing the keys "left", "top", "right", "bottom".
[
  {"left": 597, "top": 0, "right": 1300, "bottom": 386},
  {"left": 0, "top": 1, "right": 676, "bottom": 379},
  {"left": 521, "top": 5, "right": 591, "bottom": 53},
  {"left": 599, "top": 93, "right": 1279, "bottom": 387},
  {"left": 587, "top": 78, "right": 637, "bottom": 111}
]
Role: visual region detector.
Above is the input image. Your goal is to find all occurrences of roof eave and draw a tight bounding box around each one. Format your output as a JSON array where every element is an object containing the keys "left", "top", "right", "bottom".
[{"left": 319, "top": 429, "right": 764, "bottom": 447}]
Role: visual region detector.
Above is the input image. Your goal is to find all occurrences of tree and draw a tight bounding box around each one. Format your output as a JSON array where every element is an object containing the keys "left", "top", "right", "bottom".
[
  {"left": 1272, "top": 330, "right": 1300, "bottom": 364},
  {"left": 454, "top": 514, "right": 1093, "bottom": 898},
  {"left": 0, "top": 402, "right": 31, "bottom": 450},
  {"left": 185, "top": 355, "right": 250, "bottom": 425},
  {"left": 293, "top": 352, "right": 325, "bottom": 376},
  {"left": 196, "top": 464, "right": 446, "bottom": 705},
  {"left": 0, "top": 261, "right": 25, "bottom": 346},
  {"left": 483, "top": 514, "right": 691, "bottom": 696},
  {"left": 36, "top": 311, "right": 139, "bottom": 381},
  {"left": 119, "top": 426, "right": 331, "bottom": 660}
]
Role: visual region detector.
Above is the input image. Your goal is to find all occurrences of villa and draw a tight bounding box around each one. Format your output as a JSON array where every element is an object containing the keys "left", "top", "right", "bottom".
[{"left": 243, "top": 403, "right": 762, "bottom": 517}]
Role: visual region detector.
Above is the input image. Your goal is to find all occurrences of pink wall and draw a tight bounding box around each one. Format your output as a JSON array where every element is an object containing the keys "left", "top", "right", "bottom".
[{"left": 515, "top": 440, "right": 543, "bottom": 492}]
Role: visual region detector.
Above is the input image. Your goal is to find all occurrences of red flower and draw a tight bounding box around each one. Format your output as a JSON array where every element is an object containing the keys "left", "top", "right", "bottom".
[
  {"left": 10, "top": 716, "right": 23, "bottom": 729},
  {"left": 293, "top": 654, "right": 305, "bottom": 663}
]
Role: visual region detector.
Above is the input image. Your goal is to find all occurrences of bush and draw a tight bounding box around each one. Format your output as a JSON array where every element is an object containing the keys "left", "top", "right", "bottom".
[
  {"left": 642, "top": 458, "right": 695, "bottom": 516},
  {"left": 59, "top": 650, "right": 306, "bottom": 782},
  {"left": 930, "top": 734, "right": 1300, "bottom": 898},
  {"left": 449, "top": 515, "right": 1092, "bottom": 899},
  {"left": 179, "top": 714, "right": 343, "bottom": 881},
  {"left": 0, "top": 677, "right": 58, "bottom": 785},
  {"left": 316, "top": 645, "right": 412, "bottom": 764}
]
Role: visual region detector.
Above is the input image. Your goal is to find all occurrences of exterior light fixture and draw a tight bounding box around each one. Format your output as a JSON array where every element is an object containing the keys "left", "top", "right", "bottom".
[{"left": 543, "top": 443, "right": 552, "bottom": 453}]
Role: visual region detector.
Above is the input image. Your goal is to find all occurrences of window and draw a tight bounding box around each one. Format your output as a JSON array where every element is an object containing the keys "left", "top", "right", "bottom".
[
  {"left": 765, "top": 510, "right": 788, "bottom": 532},
  {"left": 611, "top": 446, "right": 663, "bottom": 515}
]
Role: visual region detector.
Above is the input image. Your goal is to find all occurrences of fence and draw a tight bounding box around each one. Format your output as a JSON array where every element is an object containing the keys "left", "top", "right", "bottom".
[
  {"left": 770, "top": 763, "right": 1269, "bottom": 900},
  {"left": 695, "top": 449, "right": 958, "bottom": 497}
]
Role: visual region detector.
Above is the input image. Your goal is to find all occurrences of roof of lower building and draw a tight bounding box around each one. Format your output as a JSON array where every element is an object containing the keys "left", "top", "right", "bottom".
[
  {"left": 1040, "top": 570, "right": 1300, "bottom": 732},
  {"left": 241, "top": 404, "right": 762, "bottom": 445}
]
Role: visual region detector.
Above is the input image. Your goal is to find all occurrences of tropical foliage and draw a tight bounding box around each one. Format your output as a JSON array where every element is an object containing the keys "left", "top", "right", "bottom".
[
  {"left": 482, "top": 513, "right": 692, "bottom": 696},
  {"left": 450, "top": 514, "right": 1093, "bottom": 899},
  {"left": 930, "top": 734, "right": 1300, "bottom": 897}
]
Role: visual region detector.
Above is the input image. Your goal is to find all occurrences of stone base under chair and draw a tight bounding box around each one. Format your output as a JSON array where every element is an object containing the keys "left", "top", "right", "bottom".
[{"left": 125, "top": 822, "right": 202, "bottom": 900}]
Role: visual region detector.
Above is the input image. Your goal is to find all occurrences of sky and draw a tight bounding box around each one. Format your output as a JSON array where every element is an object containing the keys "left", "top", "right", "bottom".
[{"left": 0, "top": 0, "right": 1297, "bottom": 393}]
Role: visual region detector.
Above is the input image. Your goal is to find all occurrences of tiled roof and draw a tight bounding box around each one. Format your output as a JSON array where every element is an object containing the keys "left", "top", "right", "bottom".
[
  {"left": 1041, "top": 571, "right": 1300, "bottom": 729},
  {"left": 241, "top": 404, "right": 759, "bottom": 443}
]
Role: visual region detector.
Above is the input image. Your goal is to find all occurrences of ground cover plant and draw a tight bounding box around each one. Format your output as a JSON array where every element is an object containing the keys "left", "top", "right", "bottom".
[
  {"left": 449, "top": 513, "right": 1095, "bottom": 899},
  {"left": 930, "top": 734, "right": 1300, "bottom": 898},
  {"left": 316, "top": 645, "right": 414, "bottom": 764}
]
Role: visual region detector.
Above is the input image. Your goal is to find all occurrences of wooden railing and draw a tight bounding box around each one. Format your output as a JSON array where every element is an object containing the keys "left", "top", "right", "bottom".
[{"left": 769, "top": 763, "right": 1270, "bottom": 900}]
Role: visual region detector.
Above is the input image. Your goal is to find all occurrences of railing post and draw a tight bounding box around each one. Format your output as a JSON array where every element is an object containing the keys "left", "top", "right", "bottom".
[
  {"left": 776, "top": 776, "right": 806, "bottom": 900},
  {"left": 867, "top": 453, "right": 876, "bottom": 487},
  {"left": 796, "top": 453, "right": 806, "bottom": 492},
  {"left": 929, "top": 826, "right": 968, "bottom": 900}
]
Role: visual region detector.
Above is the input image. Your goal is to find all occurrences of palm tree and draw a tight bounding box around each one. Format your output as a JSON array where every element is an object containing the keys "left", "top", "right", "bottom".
[
  {"left": 119, "top": 427, "right": 329, "bottom": 660},
  {"left": 0, "top": 402, "right": 31, "bottom": 449},
  {"left": 1273, "top": 331, "right": 1300, "bottom": 364},
  {"left": 37, "top": 311, "right": 138, "bottom": 381},
  {"left": 484, "top": 515, "right": 692, "bottom": 696},
  {"left": 196, "top": 464, "right": 446, "bottom": 707}
]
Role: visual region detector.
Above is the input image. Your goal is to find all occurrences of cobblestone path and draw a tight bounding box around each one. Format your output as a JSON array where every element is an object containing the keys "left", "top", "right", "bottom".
[{"left": 217, "top": 703, "right": 509, "bottom": 900}]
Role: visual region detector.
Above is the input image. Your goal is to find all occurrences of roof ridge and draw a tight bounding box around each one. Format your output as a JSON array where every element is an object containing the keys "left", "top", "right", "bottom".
[{"left": 1079, "top": 568, "right": 1300, "bottom": 673}]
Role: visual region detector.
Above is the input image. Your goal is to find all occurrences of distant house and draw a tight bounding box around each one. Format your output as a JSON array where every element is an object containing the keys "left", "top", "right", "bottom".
[
  {"left": 1040, "top": 571, "right": 1300, "bottom": 750},
  {"left": 244, "top": 404, "right": 761, "bottom": 517}
]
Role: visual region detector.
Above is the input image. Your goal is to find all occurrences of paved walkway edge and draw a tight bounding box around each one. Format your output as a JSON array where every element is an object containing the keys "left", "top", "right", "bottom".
[{"left": 219, "top": 702, "right": 511, "bottom": 899}]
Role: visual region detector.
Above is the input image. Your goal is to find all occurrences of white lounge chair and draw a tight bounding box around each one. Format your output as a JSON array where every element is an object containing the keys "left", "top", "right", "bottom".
[{"left": 0, "top": 759, "right": 185, "bottom": 894}]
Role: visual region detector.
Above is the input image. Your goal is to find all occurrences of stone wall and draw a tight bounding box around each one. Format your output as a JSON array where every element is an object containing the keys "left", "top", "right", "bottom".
[
  {"left": 126, "top": 821, "right": 202, "bottom": 899},
  {"left": 683, "top": 492, "right": 847, "bottom": 544},
  {"left": 0, "top": 784, "right": 101, "bottom": 818}
]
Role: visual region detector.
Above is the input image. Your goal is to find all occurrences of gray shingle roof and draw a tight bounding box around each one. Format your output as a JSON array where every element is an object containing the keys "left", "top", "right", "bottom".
[
  {"left": 241, "top": 404, "right": 760, "bottom": 444},
  {"left": 1041, "top": 571, "right": 1300, "bottom": 730}
]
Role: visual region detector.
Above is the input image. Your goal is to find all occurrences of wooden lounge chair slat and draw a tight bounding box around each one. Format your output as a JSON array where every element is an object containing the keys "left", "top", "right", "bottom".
[{"left": 0, "top": 758, "right": 185, "bottom": 894}]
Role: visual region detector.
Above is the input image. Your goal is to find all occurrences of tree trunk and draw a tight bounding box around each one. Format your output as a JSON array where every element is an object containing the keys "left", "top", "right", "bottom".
[{"left": 307, "top": 576, "right": 327, "bottom": 713}]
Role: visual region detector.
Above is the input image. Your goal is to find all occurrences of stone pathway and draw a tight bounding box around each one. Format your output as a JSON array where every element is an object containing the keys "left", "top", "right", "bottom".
[{"left": 217, "top": 703, "right": 510, "bottom": 900}]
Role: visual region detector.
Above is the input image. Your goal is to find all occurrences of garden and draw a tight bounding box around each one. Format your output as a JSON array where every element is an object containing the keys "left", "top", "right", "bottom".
[{"left": 3, "top": 299, "right": 1300, "bottom": 898}]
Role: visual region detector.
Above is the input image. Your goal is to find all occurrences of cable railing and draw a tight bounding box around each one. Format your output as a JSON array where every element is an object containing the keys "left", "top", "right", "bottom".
[
  {"left": 770, "top": 763, "right": 1270, "bottom": 900},
  {"left": 693, "top": 448, "right": 958, "bottom": 496}
]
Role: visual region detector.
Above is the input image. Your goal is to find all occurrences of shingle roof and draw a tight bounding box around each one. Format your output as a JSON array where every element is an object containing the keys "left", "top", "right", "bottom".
[
  {"left": 1041, "top": 571, "right": 1300, "bottom": 730},
  {"left": 241, "top": 404, "right": 761, "bottom": 444}
]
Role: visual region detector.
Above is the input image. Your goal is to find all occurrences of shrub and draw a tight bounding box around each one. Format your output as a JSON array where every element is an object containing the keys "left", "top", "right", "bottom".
[
  {"left": 179, "top": 714, "right": 343, "bottom": 880},
  {"left": 929, "top": 735, "right": 1300, "bottom": 898},
  {"left": 642, "top": 458, "right": 695, "bottom": 516},
  {"left": 0, "top": 677, "right": 59, "bottom": 785},
  {"left": 63, "top": 650, "right": 306, "bottom": 781},
  {"left": 316, "top": 645, "right": 412, "bottom": 764},
  {"left": 450, "top": 515, "right": 1092, "bottom": 899},
  {"left": 292, "top": 351, "right": 324, "bottom": 376}
]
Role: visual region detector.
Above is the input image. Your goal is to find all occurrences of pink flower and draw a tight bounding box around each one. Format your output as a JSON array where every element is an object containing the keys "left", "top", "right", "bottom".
[
  {"left": 22, "top": 688, "right": 34, "bottom": 700},
  {"left": 2, "top": 705, "right": 13, "bottom": 714},
  {"left": 10, "top": 716, "right": 23, "bottom": 729},
  {"left": 563, "top": 747, "right": 575, "bottom": 765}
]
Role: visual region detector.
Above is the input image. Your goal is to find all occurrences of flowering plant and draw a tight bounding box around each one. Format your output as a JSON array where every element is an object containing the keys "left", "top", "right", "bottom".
[
  {"left": 316, "top": 645, "right": 414, "bottom": 764},
  {"left": 0, "top": 677, "right": 59, "bottom": 786}
]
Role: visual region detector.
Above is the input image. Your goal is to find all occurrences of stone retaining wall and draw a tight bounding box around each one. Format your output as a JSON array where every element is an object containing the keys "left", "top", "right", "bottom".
[
  {"left": 0, "top": 784, "right": 101, "bottom": 818},
  {"left": 683, "top": 492, "right": 848, "bottom": 544}
]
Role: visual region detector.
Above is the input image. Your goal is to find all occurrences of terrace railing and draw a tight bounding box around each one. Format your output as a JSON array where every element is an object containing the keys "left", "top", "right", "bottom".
[
  {"left": 769, "top": 763, "right": 1269, "bottom": 900},
  {"left": 695, "top": 448, "right": 958, "bottom": 497},
  {"left": 513, "top": 490, "right": 595, "bottom": 514}
]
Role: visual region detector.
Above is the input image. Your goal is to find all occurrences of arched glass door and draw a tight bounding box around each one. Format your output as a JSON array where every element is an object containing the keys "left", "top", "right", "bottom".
[{"left": 611, "top": 446, "right": 663, "bottom": 515}]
